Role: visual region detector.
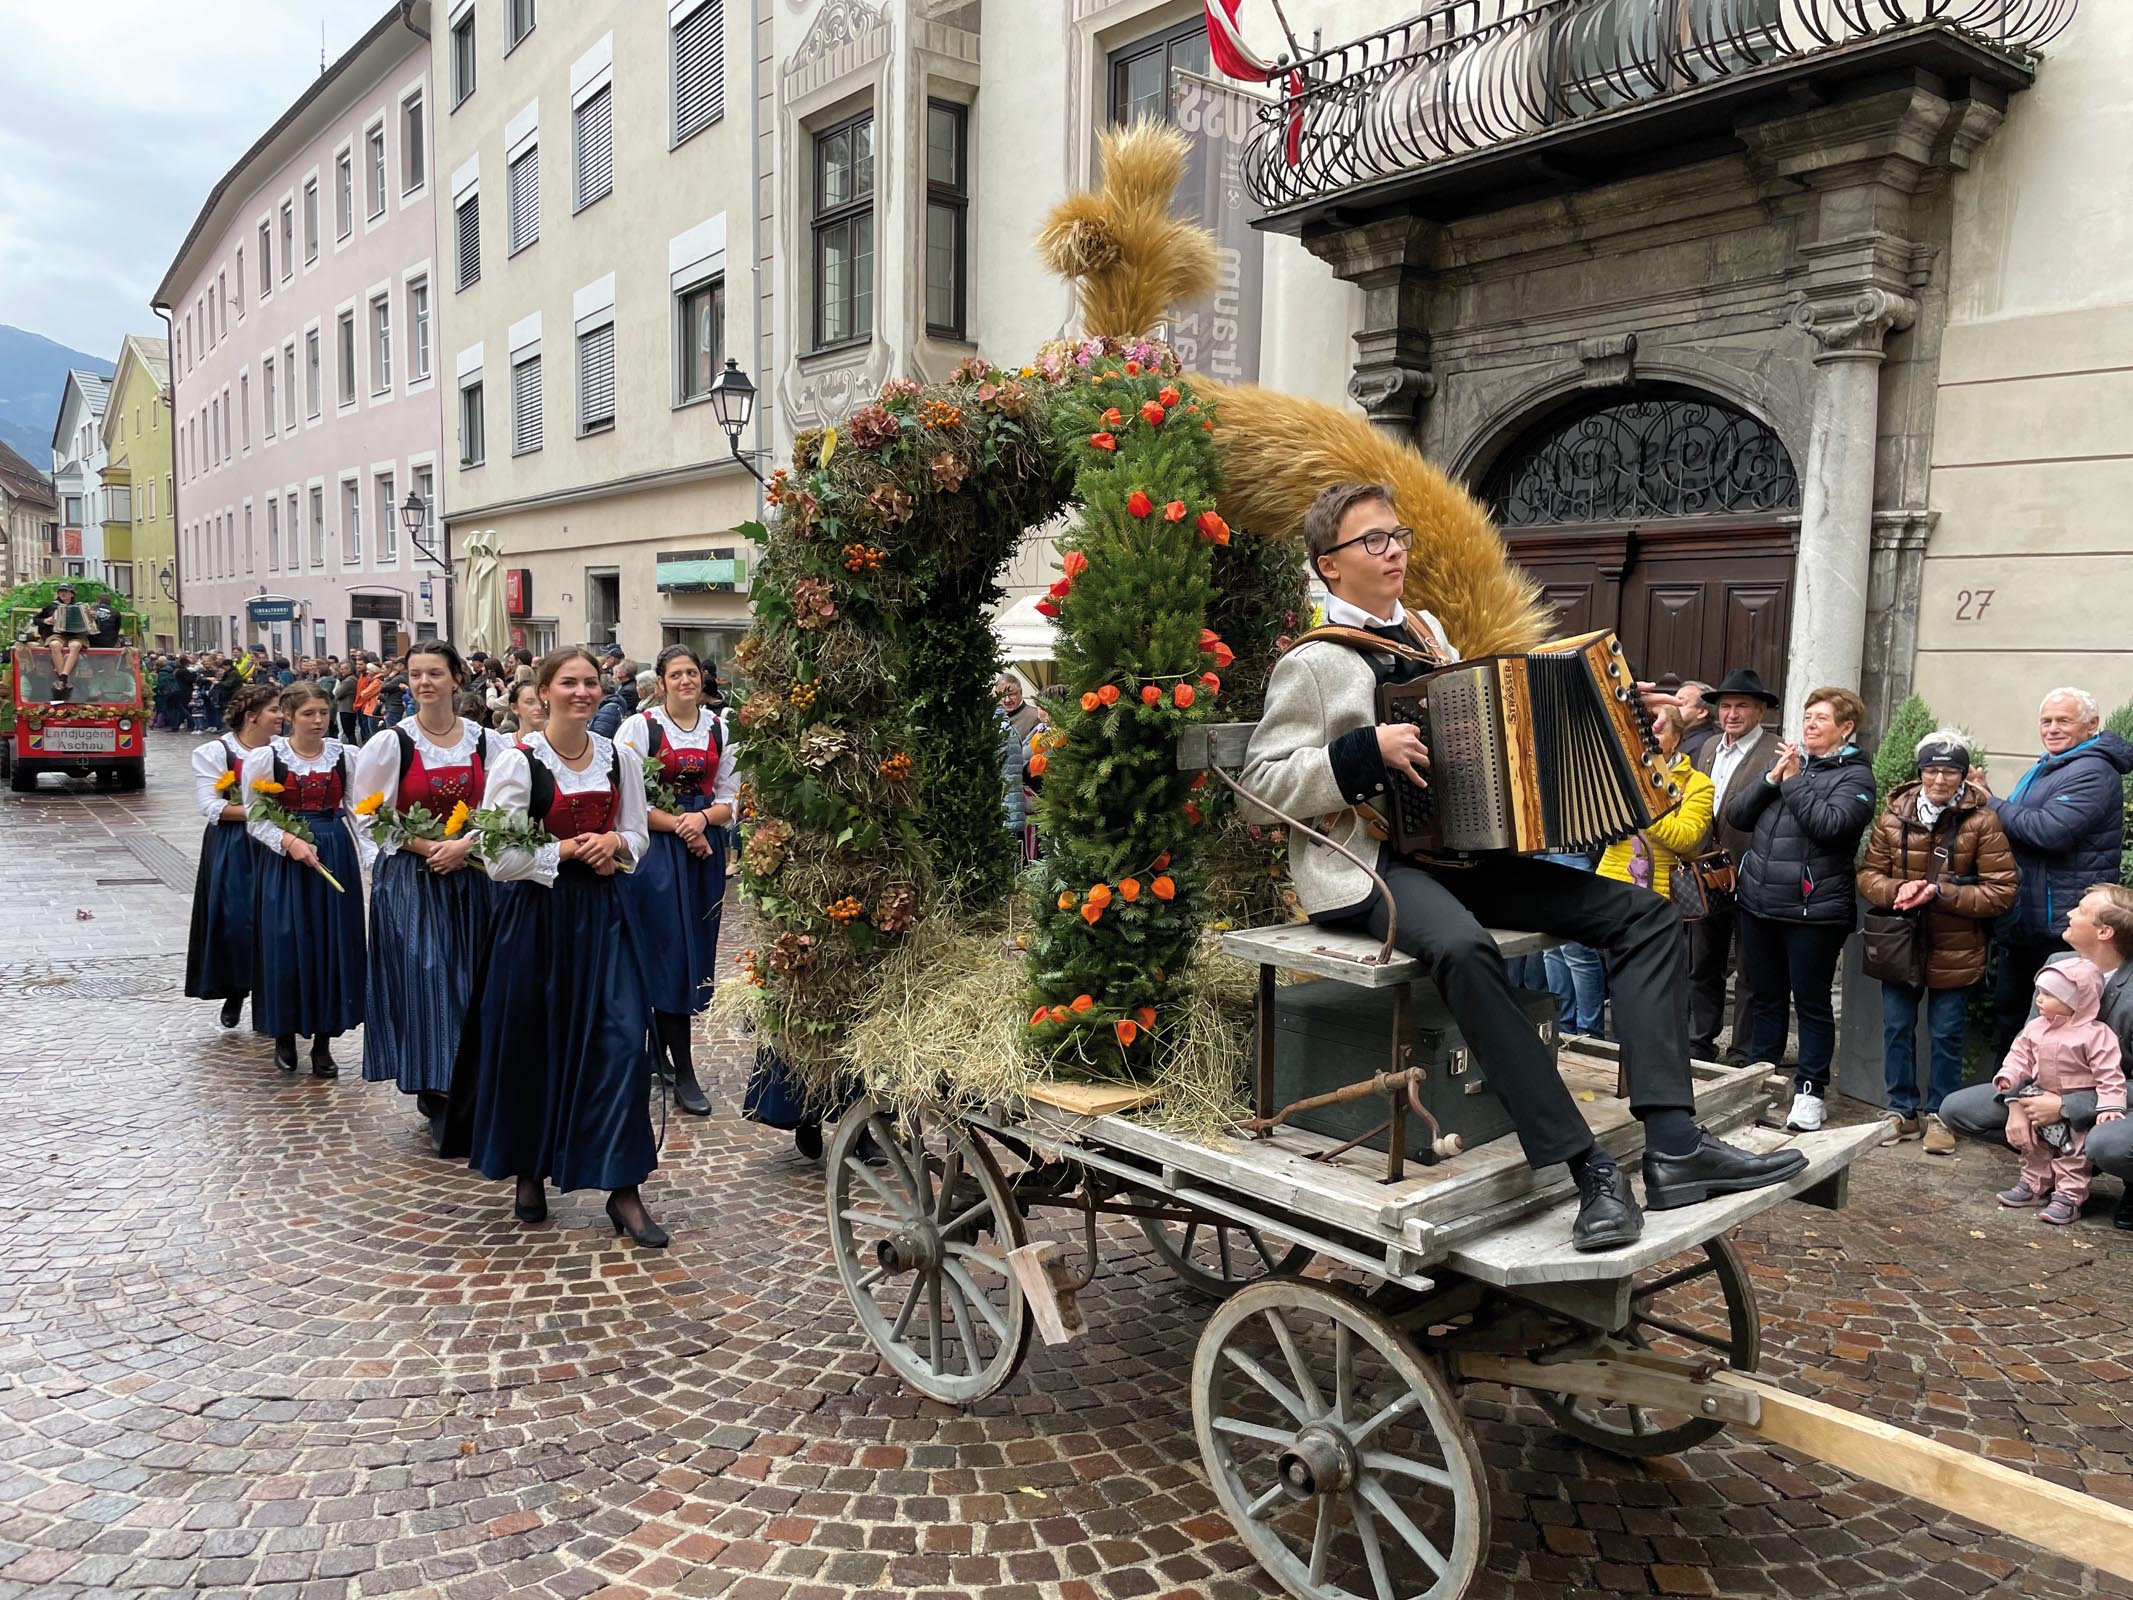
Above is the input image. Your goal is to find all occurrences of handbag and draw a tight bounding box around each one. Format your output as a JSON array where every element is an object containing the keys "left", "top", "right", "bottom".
[
  {"left": 1861, "top": 809, "right": 1959, "bottom": 987},
  {"left": 1668, "top": 849, "right": 1736, "bottom": 923}
]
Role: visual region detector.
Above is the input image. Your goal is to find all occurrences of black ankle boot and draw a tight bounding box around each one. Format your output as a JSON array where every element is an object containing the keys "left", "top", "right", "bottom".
[
  {"left": 273, "top": 1035, "right": 299, "bottom": 1073},
  {"left": 513, "top": 1177, "right": 547, "bottom": 1225},
  {"left": 219, "top": 994, "right": 244, "bottom": 1029},
  {"left": 309, "top": 1038, "right": 339, "bottom": 1078},
  {"left": 657, "top": 1014, "right": 710, "bottom": 1115}
]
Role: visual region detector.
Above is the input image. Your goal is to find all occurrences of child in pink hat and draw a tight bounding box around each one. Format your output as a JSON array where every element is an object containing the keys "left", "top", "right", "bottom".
[{"left": 1994, "top": 957, "right": 2126, "bottom": 1223}]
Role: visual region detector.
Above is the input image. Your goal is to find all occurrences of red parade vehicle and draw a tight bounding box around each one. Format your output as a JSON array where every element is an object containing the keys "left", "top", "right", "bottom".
[{"left": 2, "top": 604, "right": 149, "bottom": 793}]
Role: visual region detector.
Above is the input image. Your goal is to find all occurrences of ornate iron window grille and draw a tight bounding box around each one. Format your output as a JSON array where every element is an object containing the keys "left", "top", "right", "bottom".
[
  {"left": 1483, "top": 393, "right": 1800, "bottom": 526},
  {"left": 1242, "top": 0, "right": 2077, "bottom": 213}
]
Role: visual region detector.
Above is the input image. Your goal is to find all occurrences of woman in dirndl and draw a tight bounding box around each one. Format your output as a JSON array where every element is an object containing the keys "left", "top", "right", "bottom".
[
  {"left": 453, "top": 646, "right": 666, "bottom": 1246},
  {"left": 241, "top": 683, "right": 367, "bottom": 1077},
  {"left": 353, "top": 639, "right": 501, "bottom": 1142},
  {"left": 615, "top": 645, "right": 737, "bottom": 1117},
  {"left": 184, "top": 681, "right": 284, "bottom": 1029}
]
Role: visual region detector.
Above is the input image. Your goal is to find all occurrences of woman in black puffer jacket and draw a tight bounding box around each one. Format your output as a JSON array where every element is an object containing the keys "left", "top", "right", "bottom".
[{"left": 1726, "top": 686, "right": 1878, "bottom": 1133}]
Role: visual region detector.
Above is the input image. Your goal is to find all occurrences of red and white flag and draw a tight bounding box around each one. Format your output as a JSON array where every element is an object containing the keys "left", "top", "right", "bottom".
[{"left": 1204, "top": 0, "right": 1273, "bottom": 79}]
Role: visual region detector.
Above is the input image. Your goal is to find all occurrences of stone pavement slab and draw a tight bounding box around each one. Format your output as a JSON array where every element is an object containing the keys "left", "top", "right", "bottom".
[{"left": 0, "top": 733, "right": 2129, "bottom": 1599}]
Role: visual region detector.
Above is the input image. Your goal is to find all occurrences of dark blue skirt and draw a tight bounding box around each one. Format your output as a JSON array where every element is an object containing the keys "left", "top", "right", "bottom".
[
  {"left": 362, "top": 849, "right": 497, "bottom": 1093},
  {"left": 250, "top": 813, "right": 367, "bottom": 1039},
  {"left": 453, "top": 865, "right": 658, "bottom": 1192},
  {"left": 618, "top": 795, "right": 729, "bottom": 1016},
  {"left": 185, "top": 820, "right": 255, "bottom": 1000}
]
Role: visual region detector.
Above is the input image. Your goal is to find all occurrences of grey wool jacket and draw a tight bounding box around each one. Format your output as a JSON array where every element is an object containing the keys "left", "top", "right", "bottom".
[{"left": 1238, "top": 639, "right": 1400, "bottom": 918}]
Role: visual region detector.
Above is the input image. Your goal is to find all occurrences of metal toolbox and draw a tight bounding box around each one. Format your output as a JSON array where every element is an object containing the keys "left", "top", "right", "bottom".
[{"left": 1269, "top": 978, "right": 1559, "bottom": 1162}]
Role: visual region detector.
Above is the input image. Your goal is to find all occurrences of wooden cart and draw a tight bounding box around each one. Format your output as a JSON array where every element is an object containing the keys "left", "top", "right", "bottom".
[{"left": 823, "top": 921, "right": 2133, "bottom": 1600}]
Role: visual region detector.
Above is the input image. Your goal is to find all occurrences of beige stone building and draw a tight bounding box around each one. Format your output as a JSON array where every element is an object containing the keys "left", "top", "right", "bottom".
[{"left": 433, "top": 0, "right": 759, "bottom": 673}]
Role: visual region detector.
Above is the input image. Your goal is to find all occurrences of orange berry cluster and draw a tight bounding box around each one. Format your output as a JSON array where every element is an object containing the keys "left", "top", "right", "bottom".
[
  {"left": 825, "top": 895, "right": 865, "bottom": 925},
  {"left": 733, "top": 949, "right": 767, "bottom": 989},
  {"left": 919, "top": 398, "right": 964, "bottom": 430},
  {"left": 789, "top": 682, "right": 818, "bottom": 708},
  {"left": 841, "top": 542, "right": 887, "bottom": 573},
  {"left": 878, "top": 751, "right": 913, "bottom": 781}
]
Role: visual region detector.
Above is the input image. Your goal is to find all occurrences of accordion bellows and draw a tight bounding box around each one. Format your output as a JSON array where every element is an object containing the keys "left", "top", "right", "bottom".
[{"left": 1377, "top": 631, "right": 1682, "bottom": 858}]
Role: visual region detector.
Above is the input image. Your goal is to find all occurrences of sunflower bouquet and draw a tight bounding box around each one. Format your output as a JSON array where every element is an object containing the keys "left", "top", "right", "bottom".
[
  {"left": 354, "top": 792, "right": 471, "bottom": 852},
  {"left": 247, "top": 779, "right": 346, "bottom": 892}
]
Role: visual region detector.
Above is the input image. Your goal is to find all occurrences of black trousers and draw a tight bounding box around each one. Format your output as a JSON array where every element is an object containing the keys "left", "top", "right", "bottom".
[
  {"left": 1738, "top": 915, "right": 1848, "bottom": 1092},
  {"left": 1687, "top": 902, "right": 1755, "bottom": 1065},
  {"left": 1327, "top": 855, "right": 1697, "bottom": 1170}
]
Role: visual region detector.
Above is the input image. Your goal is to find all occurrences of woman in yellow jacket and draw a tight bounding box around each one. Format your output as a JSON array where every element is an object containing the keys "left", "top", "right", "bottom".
[{"left": 1598, "top": 706, "right": 1715, "bottom": 899}]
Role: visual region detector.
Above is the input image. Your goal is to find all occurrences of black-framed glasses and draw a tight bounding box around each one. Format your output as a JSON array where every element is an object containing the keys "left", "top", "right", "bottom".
[{"left": 1323, "top": 525, "right": 1414, "bottom": 558}]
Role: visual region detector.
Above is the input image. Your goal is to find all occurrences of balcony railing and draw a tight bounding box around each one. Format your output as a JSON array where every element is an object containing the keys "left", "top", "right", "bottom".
[{"left": 1242, "top": 0, "right": 2077, "bottom": 217}]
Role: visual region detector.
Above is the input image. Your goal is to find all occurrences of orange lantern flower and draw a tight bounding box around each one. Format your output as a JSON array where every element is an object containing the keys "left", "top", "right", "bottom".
[
  {"left": 1097, "top": 683, "right": 1121, "bottom": 707},
  {"left": 1163, "top": 500, "right": 1187, "bottom": 523},
  {"left": 1184, "top": 801, "right": 1203, "bottom": 825},
  {"left": 1201, "top": 672, "right": 1221, "bottom": 693},
  {"left": 1049, "top": 577, "right": 1073, "bottom": 600},
  {"left": 1089, "top": 431, "right": 1117, "bottom": 452},
  {"left": 1034, "top": 600, "right": 1061, "bottom": 619},
  {"left": 1071, "top": 994, "right": 1095, "bottom": 1013},
  {"left": 1029, "top": 753, "right": 1048, "bottom": 777},
  {"left": 1115, "top": 1018, "right": 1139, "bottom": 1047},
  {"left": 1136, "top": 1006, "right": 1157, "bottom": 1028},
  {"left": 1080, "top": 691, "right": 1101, "bottom": 712},
  {"left": 1050, "top": 1005, "right": 1071, "bottom": 1024},
  {"left": 1080, "top": 901, "right": 1103, "bottom": 925},
  {"left": 1125, "top": 359, "right": 1143, "bottom": 375},
  {"left": 1158, "top": 385, "right": 1181, "bottom": 407},
  {"left": 1140, "top": 400, "right": 1166, "bottom": 427},
  {"left": 1153, "top": 852, "right": 1171, "bottom": 871},
  {"left": 1057, "top": 891, "right": 1077, "bottom": 911},
  {"left": 1141, "top": 684, "right": 1162, "bottom": 705},
  {"left": 1173, "top": 683, "right": 1195, "bottom": 709},
  {"left": 1119, "top": 877, "right": 1141, "bottom": 902},
  {"left": 1030, "top": 1006, "right": 1051, "bottom": 1028},
  {"left": 1197, "top": 510, "right": 1231, "bottom": 545},
  {"left": 1101, "top": 406, "right": 1122, "bottom": 428},
  {"left": 1062, "top": 550, "right": 1089, "bottom": 578},
  {"left": 1152, "top": 875, "right": 1177, "bottom": 900},
  {"left": 1126, "top": 490, "right": 1154, "bottom": 519},
  {"left": 1087, "top": 882, "right": 1113, "bottom": 906}
]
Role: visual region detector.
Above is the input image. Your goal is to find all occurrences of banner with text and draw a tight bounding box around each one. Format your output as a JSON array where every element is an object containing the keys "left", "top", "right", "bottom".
[{"left": 1168, "top": 70, "right": 1269, "bottom": 386}]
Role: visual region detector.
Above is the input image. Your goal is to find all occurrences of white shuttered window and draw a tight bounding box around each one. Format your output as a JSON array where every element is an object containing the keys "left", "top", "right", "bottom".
[
  {"left": 511, "top": 355, "right": 543, "bottom": 455},
  {"left": 577, "top": 325, "right": 615, "bottom": 434},
  {"left": 574, "top": 87, "right": 613, "bottom": 210},
  {"left": 456, "top": 193, "right": 480, "bottom": 288},
  {"left": 671, "top": 2, "right": 723, "bottom": 146},
  {"left": 507, "top": 148, "right": 539, "bottom": 253}
]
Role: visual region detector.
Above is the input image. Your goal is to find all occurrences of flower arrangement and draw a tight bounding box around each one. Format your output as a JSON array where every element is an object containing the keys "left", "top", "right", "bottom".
[
  {"left": 641, "top": 755, "right": 680, "bottom": 814},
  {"left": 214, "top": 769, "right": 238, "bottom": 795},
  {"left": 465, "top": 807, "right": 557, "bottom": 867},
  {"left": 246, "top": 781, "right": 346, "bottom": 892}
]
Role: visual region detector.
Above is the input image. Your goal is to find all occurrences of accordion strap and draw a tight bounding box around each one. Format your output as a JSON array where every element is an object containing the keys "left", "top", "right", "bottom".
[{"left": 1292, "top": 621, "right": 1444, "bottom": 667}]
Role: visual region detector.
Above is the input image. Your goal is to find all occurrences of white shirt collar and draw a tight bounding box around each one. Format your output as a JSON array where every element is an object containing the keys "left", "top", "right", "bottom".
[{"left": 1323, "top": 593, "right": 1405, "bottom": 630}]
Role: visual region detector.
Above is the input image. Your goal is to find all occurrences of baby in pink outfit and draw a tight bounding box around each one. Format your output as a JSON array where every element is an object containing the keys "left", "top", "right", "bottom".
[{"left": 1994, "top": 958, "right": 2127, "bottom": 1224}]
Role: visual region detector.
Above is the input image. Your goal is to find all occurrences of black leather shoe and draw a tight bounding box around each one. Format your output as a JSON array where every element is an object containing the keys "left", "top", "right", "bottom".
[
  {"left": 607, "top": 1194, "right": 670, "bottom": 1249},
  {"left": 671, "top": 1063, "right": 711, "bottom": 1117},
  {"left": 2114, "top": 1187, "right": 2133, "bottom": 1232},
  {"left": 1571, "top": 1159, "right": 1644, "bottom": 1253},
  {"left": 219, "top": 995, "right": 244, "bottom": 1029},
  {"left": 1643, "top": 1132, "right": 1809, "bottom": 1211},
  {"left": 793, "top": 1122, "right": 825, "bottom": 1161},
  {"left": 309, "top": 1041, "right": 339, "bottom": 1078},
  {"left": 273, "top": 1035, "right": 299, "bottom": 1073},
  {"left": 513, "top": 1178, "right": 547, "bottom": 1225}
]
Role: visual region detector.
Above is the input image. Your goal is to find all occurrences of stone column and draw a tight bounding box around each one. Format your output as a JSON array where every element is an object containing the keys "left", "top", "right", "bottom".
[
  {"left": 1782, "top": 287, "right": 1917, "bottom": 730},
  {"left": 1303, "top": 218, "right": 1436, "bottom": 437},
  {"left": 1862, "top": 506, "right": 1938, "bottom": 741}
]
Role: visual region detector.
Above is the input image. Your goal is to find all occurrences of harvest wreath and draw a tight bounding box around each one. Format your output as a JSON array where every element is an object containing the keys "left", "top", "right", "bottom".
[{"left": 723, "top": 122, "right": 1548, "bottom": 1117}]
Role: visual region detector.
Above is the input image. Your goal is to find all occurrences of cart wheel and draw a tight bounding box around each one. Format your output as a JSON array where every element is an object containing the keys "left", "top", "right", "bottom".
[
  {"left": 1139, "top": 1212, "right": 1314, "bottom": 1300},
  {"left": 1193, "top": 1280, "right": 1490, "bottom": 1600},
  {"left": 826, "top": 1098, "right": 1033, "bottom": 1405},
  {"left": 1534, "top": 1236, "right": 1760, "bottom": 1458}
]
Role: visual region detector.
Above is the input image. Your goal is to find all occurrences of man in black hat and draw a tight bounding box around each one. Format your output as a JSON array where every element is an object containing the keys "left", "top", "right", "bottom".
[
  {"left": 1689, "top": 668, "right": 1781, "bottom": 1065},
  {"left": 33, "top": 581, "right": 94, "bottom": 698}
]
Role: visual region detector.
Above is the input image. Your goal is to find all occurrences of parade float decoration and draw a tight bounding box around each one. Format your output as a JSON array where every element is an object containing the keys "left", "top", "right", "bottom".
[{"left": 727, "top": 122, "right": 1548, "bottom": 1114}]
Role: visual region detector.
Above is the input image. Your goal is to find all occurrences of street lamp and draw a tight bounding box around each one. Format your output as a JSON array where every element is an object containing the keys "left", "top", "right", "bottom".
[
  {"left": 706, "top": 357, "right": 763, "bottom": 483},
  {"left": 400, "top": 490, "right": 440, "bottom": 564}
]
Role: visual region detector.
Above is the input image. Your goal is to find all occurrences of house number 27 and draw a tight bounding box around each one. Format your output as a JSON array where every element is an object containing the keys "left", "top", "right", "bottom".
[{"left": 1954, "top": 588, "right": 1997, "bottom": 621}]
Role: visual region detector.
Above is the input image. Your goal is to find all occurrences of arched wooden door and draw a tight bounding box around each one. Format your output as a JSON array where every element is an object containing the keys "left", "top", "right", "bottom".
[{"left": 1481, "top": 389, "right": 1799, "bottom": 695}]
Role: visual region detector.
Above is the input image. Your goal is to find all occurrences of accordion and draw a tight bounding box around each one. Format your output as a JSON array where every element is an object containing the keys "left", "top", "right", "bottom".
[{"left": 1374, "top": 630, "right": 1682, "bottom": 859}]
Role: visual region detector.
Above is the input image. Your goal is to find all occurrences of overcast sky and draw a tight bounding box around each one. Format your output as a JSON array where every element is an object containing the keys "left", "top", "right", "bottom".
[{"left": 0, "top": 0, "right": 393, "bottom": 359}]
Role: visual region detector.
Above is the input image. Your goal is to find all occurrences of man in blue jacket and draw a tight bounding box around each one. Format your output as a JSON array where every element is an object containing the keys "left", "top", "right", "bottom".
[{"left": 1975, "top": 687, "right": 2133, "bottom": 1061}]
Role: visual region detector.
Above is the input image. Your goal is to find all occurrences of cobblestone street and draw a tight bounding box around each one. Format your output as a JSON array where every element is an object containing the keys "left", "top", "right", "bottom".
[{"left": 1, "top": 733, "right": 2130, "bottom": 1600}]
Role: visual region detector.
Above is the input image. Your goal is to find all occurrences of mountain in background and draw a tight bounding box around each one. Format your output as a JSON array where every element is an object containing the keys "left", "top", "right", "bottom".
[{"left": 0, "top": 325, "right": 118, "bottom": 474}]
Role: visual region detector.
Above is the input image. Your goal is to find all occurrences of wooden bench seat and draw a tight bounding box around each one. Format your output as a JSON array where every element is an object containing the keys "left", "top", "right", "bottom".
[{"left": 1220, "top": 921, "right": 1557, "bottom": 987}]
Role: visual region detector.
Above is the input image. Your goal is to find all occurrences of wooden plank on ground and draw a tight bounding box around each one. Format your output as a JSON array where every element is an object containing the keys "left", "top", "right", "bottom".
[
  {"left": 1024, "top": 1080, "right": 1162, "bottom": 1117},
  {"left": 1441, "top": 1121, "right": 1885, "bottom": 1287},
  {"left": 1716, "top": 1371, "right": 2133, "bottom": 1584}
]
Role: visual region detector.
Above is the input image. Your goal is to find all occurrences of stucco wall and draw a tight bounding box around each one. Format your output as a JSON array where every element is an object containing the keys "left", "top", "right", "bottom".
[{"left": 1916, "top": 6, "right": 2133, "bottom": 771}]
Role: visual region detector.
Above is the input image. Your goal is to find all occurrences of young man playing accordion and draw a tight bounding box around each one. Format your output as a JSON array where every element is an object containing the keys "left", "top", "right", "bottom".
[{"left": 1241, "top": 483, "right": 1806, "bottom": 1251}]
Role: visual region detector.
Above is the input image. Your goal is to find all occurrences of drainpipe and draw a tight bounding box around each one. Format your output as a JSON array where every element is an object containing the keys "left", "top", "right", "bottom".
[{"left": 153, "top": 304, "right": 184, "bottom": 647}]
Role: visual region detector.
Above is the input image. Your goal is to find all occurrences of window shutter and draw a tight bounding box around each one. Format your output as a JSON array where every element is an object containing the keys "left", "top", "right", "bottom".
[
  {"left": 456, "top": 194, "right": 480, "bottom": 287},
  {"left": 672, "top": 4, "right": 724, "bottom": 144},
  {"left": 578, "top": 325, "right": 615, "bottom": 431},
  {"left": 508, "top": 149, "right": 539, "bottom": 251},
  {"left": 512, "top": 357, "right": 543, "bottom": 454},
  {"left": 574, "top": 87, "right": 613, "bottom": 208}
]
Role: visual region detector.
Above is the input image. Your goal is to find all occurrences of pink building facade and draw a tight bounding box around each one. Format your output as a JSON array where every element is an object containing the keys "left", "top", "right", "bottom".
[{"left": 155, "top": 3, "right": 446, "bottom": 661}]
